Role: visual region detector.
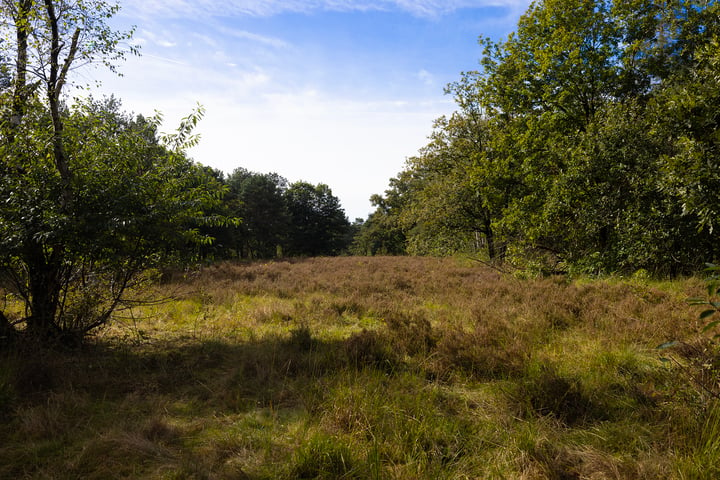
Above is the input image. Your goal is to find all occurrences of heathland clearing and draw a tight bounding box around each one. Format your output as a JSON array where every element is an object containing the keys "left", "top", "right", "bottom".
[{"left": 1, "top": 256, "right": 716, "bottom": 479}]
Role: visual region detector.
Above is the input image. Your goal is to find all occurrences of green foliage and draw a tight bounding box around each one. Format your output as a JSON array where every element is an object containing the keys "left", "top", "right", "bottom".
[
  {"left": 224, "top": 167, "right": 290, "bottom": 259},
  {"left": 217, "top": 171, "right": 352, "bottom": 259},
  {"left": 291, "top": 433, "right": 358, "bottom": 479},
  {"left": 689, "top": 264, "right": 720, "bottom": 336},
  {"left": 0, "top": 1, "right": 235, "bottom": 343},
  {"left": 660, "top": 264, "right": 720, "bottom": 404},
  {"left": 0, "top": 95, "right": 228, "bottom": 340},
  {"left": 284, "top": 181, "right": 351, "bottom": 257},
  {"left": 351, "top": 192, "right": 407, "bottom": 256},
  {"left": 676, "top": 403, "right": 720, "bottom": 479},
  {"left": 363, "top": 0, "right": 720, "bottom": 275}
]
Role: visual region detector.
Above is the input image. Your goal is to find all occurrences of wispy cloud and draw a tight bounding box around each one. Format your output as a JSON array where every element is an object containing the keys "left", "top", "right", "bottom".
[
  {"left": 120, "top": 0, "right": 529, "bottom": 19},
  {"left": 214, "top": 26, "right": 289, "bottom": 49},
  {"left": 136, "top": 29, "right": 178, "bottom": 48},
  {"left": 417, "top": 69, "right": 434, "bottom": 86}
]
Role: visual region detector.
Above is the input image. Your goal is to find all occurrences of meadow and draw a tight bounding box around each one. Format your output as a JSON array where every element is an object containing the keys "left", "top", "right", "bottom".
[{"left": 1, "top": 256, "right": 719, "bottom": 479}]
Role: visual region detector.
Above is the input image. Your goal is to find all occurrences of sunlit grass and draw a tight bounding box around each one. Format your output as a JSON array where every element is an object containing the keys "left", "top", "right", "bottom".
[{"left": 0, "top": 256, "right": 718, "bottom": 478}]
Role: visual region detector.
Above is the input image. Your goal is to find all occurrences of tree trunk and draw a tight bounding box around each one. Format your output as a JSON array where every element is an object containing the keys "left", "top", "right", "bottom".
[
  {"left": 45, "top": 0, "right": 80, "bottom": 208},
  {"left": 0, "top": 311, "right": 17, "bottom": 346},
  {"left": 10, "top": 0, "right": 32, "bottom": 128},
  {"left": 484, "top": 217, "right": 506, "bottom": 261},
  {"left": 24, "top": 243, "right": 62, "bottom": 340}
]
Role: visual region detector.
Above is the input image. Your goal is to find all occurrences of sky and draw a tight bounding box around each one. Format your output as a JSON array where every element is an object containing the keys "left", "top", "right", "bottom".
[{"left": 85, "top": 0, "right": 531, "bottom": 221}]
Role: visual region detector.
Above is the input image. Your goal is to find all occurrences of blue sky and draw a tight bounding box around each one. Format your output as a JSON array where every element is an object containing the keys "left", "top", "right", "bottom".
[{"left": 87, "top": 0, "right": 531, "bottom": 220}]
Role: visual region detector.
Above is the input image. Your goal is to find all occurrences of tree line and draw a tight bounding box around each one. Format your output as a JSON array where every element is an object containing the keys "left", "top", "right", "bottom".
[
  {"left": 196, "top": 167, "right": 352, "bottom": 260},
  {"left": 354, "top": 0, "right": 720, "bottom": 276}
]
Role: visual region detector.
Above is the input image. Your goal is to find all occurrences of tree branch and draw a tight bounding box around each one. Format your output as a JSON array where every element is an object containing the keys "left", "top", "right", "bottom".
[{"left": 56, "top": 27, "right": 80, "bottom": 99}]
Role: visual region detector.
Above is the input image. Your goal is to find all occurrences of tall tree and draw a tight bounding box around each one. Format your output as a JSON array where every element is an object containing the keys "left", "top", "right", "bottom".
[
  {"left": 0, "top": 0, "right": 135, "bottom": 340},
  {"left": 226, "top": 168, "right": 290, "bottom": 259},
  {"left": 351, "top": 191, "right": 407, "bottom": 256},
  {"left": 0, "top": 96, "right": 226, "bottom": 343},
  {"left": 360, "top": 0, "right": 720, "bottom": 274},
  {"left": 284, "top": 181, "right": 350, "bottom": 256}
]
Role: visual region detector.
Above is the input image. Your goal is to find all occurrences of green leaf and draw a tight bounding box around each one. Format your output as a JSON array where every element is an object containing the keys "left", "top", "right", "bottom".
[
  {"left": 657, "top": 341, "right": 679, "bottom": 350},
  {"left": 702, "top": 320, "right": 720, "bottom": 333},
  {"left": 700, "top": 309, "right": 717, "bottom": 320}
]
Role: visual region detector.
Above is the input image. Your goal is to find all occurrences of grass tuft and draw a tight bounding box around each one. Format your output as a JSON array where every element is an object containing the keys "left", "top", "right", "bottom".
[{"left": 291, "top": 433, "right": 359, "bottom": 479}]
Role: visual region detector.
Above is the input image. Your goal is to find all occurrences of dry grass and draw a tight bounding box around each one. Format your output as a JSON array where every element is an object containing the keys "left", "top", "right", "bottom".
[{"left": 0, "top": 256, "right": 715, "bottom": 479}]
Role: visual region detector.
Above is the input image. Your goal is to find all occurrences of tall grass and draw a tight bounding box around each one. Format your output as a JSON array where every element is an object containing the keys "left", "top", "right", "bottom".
[{"left": 0, "top": 256, "right": 715, "bottom": 478}]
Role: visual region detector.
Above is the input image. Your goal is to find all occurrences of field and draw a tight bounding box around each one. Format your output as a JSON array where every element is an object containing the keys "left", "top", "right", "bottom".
[{"left": 1, "top": 256, "right": 719, "bottom": 479}]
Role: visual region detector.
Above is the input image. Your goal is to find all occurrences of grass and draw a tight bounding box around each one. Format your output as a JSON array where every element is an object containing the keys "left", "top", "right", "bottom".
[{"left": 0, "top": 256, "right": 718, "bottom": 479}]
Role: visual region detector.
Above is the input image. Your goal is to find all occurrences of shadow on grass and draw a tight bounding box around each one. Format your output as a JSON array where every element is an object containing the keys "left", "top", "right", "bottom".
[
  {"left": 0, "top": 321, "right": 676, "bottom": 479},
  {"left": 0, "top": 328, "right": 413, "bottom": 479}
]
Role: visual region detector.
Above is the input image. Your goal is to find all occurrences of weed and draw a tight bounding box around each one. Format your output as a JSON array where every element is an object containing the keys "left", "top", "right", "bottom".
[
  {"left": 383, "top": 309, "right": 436, "bottom": 356},
  {"left": 675, "top": 401, "right": 720, "bottom": 479},
  {"left": 289, "top": 325, "right": 316, "bottom": 352},
  {"left": 12, "top": 356, "right": 58, "bottom": 397},
  {"left": 434, "top": 317, "right": 530, "bottom": 381}
]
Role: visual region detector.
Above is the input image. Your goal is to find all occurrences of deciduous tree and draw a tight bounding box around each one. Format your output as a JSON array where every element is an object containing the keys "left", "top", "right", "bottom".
[{"left": 0, "top": 1, "right": 227, "bottom": 344}]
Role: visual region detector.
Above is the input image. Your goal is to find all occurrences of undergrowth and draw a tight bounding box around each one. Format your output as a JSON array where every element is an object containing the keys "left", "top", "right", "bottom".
[{"left": 0, "top": 256, "right": 715, "bottom": 479}]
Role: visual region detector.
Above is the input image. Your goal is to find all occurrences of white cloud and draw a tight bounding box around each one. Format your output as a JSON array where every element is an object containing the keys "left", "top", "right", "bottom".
[
  {"left": 215, "top": 26, "right": 289, "bottom": 49},
  {"left": 136, "top": 29, "right": 178, "bottom": 48},
  {"left": 189, "top": 32, "right": 220, "bottom": 49},
  {"left": 120, "top": 0, "right": 529, "bottom": 19},
  {"left": 89, "top": 48, "right": 451, "bottom": 220},
  {"left": 86, "top": 0, "right": 530, "bottom": 218},
  {"left": 418, "top": 69, "right": 434, "bottom": 86}
]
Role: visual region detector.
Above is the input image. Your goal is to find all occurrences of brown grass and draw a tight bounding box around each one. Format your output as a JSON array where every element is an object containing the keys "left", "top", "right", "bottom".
[{"left": 0, "top": 256, "right": 713, "bottom": 479}]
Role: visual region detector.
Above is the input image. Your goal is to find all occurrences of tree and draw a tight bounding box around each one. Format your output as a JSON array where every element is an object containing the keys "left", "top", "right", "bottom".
[
  {"left": 284, "top": 181, "right": 350, "bottom": 256},
  {"left": 652, "top": 17, "right": 720, "bottom": 234},
  {"left": 1, "top": 0, "right": 135, "bottom": 342},
  {"left": 470, "top": 0, "right": 720, "bottom": 273},
  {"left": 2, "top": 0, "right": 134, "bottom": 185},
  {"left": 0, "top": 1, "right": 227, "bottom": 344},
  {"left": 351, "top": 193, "right": 407, "bottom": 256},
  {"left": 479, "top": 0, "right": 622, "bottom": 128},
  {"left": 397, "top": 71, "right": 519, "bottom": 259},
  {"left": 225, "top": 168, "right": 289, "bottom": 259},
  {"left": 361, "top": 0, "right": 720, "bottom": 274},
  {"left": 0, "top": 96, "right": 226, "bottom": 343}
]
